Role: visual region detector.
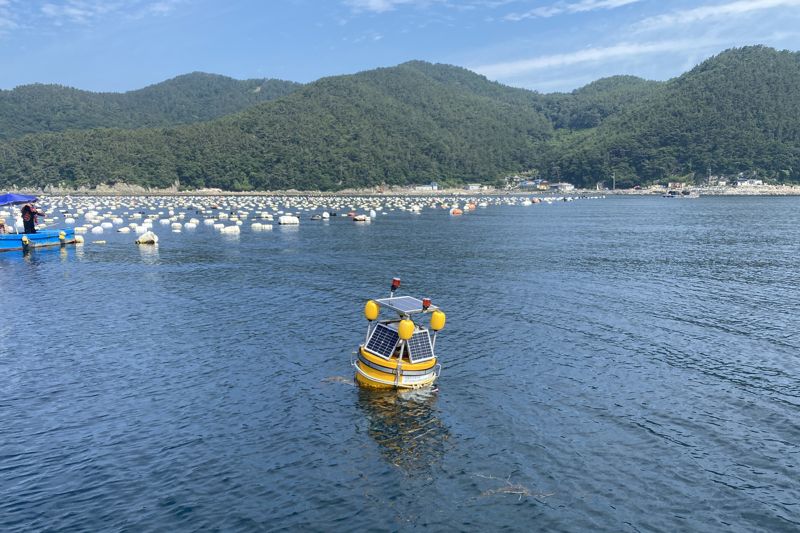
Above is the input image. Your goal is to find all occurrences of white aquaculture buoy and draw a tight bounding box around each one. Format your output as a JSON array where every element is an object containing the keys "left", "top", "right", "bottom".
[
  {"left": 118, "top": 227, "right": 131, "bottom": 233},
  {"left": 135, "top": 231, "right": 159, "bottom": 245},
  {"left": 221, "top": 225, "right": 240, "bottom": 234},
  {"left": 91, "top": 226, "right": 104, "bottom": 234},
  {"left": 278, "top": 215, "right": 300, "bottom": 225},
  {"left": 184, "top": 222, "right": 197, "bottom": 230}
]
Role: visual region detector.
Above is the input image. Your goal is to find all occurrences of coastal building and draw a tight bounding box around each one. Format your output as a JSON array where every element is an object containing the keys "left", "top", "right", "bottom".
[
  {"left": 737, "top": 178, "right": 763, "bottom": 187},
  {"left": 668, "top": 182, "right": 685, "bottom": 189},
  {"left": 519, "top": 179, "right": 550, "bottom": 190},
  {"left": 465, "top": 184, "right": 482, "bottom": 191},
  {"left": 415, "top": 182, "right": 439, "bottom": 191},
  {"left": 549, "top": 182, "right": 575, "bottom": 191}
]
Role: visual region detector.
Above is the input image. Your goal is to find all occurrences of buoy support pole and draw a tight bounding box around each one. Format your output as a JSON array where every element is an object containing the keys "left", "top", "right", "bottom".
[
  {"left": 365, "top": 322, "right": 373, "bottom": 346},
  {"left": 395, "top": 343, "right": 405, "bottom": 386}
]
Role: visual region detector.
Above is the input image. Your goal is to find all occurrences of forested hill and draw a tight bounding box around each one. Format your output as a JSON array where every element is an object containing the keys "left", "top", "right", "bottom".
[
  {"left": 0, "top": 62, "right": 554, "bottom": 190},
  {"left": 537, "top": 75, "right": 663, "bottom": 130},
  {"left": 0, "top": 73, "right": 302, "bottom": 139},
  {"left": 540, "top": 46, "right": 800, "bottom": 187},
  {"left": 2, "top": 46, "right": 800, "bottom": 191}
]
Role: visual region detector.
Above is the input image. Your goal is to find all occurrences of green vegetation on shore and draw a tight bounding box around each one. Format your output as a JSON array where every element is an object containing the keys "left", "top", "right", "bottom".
[
  {"left": 1, "top": 46, "right": 799, "bottom": 191},
  {"left": 0, "top": 73, "right": 301, "bottom": 139}
]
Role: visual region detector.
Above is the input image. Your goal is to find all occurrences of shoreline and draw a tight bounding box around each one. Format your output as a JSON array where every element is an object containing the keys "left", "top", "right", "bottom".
[{"left": 11, "top": 185, "right": 800, "bottom": 197}]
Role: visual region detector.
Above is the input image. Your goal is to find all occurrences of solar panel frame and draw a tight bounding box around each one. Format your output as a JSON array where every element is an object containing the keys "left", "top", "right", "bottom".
[
  {"left": 365, "top": 323, "right": 399, "bottom": 359},
  {"left": 406, "top": 329, "right": 435, "bottom": 363},
  {"left": 376, "top": 296, "right": 438, "bottom": 315}
]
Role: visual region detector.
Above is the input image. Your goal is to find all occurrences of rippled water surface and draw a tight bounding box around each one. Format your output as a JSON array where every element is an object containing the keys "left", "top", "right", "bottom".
[{"left": 2, "top": 196, "right": 799, "bottom": 531}]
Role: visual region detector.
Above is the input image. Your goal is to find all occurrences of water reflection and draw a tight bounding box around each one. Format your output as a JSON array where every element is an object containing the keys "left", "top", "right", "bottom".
[
  {"left": 138, "top": 244, "right": 159, "bottom": 264},
  {"left": 357, "top": 387, "right": 449, "bottom": 474}
]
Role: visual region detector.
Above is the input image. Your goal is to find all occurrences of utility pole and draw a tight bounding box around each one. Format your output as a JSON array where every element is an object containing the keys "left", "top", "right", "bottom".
[{"left": 612, "top": 171, "right": 616, "bottom": 190}]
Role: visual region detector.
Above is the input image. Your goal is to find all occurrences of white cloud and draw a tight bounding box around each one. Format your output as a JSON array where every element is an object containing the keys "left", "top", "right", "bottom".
[
  {"left": 0, "top": 0, "right": 17, "bottom": 33},
  {"left": 37, "top": 1, "right": 182, "bottom": 25},
  {"left": 506, "top": 0, "right": 640, "bottom": 21},
  {"left": 345, "top": 0, "right": 516, "bottom": 13},
  {"left": 41, "top": 1, "right": 121, "bottom": 24},
  {"left": 472, "top": 39, "right": 720, "bottom": 78},
  {"left": 635, "top": 0, "right": 800, "bottom": 32},
  {"left": 345, "top": 0, "right": 434, "bottom": 13},
  {"left": 143, "top": 0, "right": 182, "bottom": 16}
]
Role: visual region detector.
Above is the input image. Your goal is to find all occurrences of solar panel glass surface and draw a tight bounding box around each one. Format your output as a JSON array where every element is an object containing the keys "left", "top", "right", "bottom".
[
  {"left": 407, "top": 330, "right": 434, "bottom": 362},
  {"left": 365, "top": 324, "right": 399, "bottom": 359}
]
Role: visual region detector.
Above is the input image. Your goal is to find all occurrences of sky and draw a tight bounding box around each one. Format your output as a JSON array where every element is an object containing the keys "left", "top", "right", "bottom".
[{"left": 1, "top": 0, "right": 800, "bottom": 93}]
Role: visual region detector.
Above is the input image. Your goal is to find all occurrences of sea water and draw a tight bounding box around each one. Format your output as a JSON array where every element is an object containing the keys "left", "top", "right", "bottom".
[{"left": 1, "top": 196, "right": 798, "bottom": 531}]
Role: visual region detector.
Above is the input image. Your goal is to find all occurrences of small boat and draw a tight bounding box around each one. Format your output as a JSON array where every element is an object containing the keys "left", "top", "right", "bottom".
[
  {"left": 663, "top": 189, "right": 699, "bottom": 198},
  {"left": 353, "top": 278, "right": 445, "bottom": 389},
  {"left": 0, "top": 193, "right": 78, "bottom": 253},
  {"left": 0, "top": 229, "right": 78, "bottom": 252}
]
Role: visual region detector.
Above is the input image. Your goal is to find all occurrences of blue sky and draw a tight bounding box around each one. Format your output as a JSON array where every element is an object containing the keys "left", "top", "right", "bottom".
[{"left": 1, "top": 0, "right": 800, "bottom": 93}]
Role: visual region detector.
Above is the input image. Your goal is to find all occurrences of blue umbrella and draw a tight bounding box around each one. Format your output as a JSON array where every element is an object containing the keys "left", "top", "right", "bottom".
[{"left": 0, "top": 193, "right": 37, "bottom": 207}]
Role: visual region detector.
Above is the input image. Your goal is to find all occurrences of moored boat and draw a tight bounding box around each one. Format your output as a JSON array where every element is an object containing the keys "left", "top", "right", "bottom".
[
  {"left": 0, "top": 193, "right": 78, "bottom": 252},
  {"left": 354, "top": 278, "right": 445, "bottom": 389},
  {"left": 0, "top": 229, "right": 78, "bottom": 252}
]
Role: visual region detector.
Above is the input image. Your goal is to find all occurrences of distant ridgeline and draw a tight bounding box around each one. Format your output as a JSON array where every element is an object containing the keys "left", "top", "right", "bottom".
[{"left": 1, "top": 45, "right": 799, "bottom": 191}]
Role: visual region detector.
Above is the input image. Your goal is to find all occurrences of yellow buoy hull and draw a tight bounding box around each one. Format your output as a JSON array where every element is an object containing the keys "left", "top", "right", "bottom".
[{"left": 354, "top": 346, "right": 439, "bottom": 389}]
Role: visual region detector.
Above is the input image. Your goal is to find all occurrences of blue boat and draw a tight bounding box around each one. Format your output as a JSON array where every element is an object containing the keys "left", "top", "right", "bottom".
[
  {"left": 0, "top": 193, "right": 78, "bottom": 252},
  {"left": 0, "top": 228, "right": 78, "bottom": 252}
]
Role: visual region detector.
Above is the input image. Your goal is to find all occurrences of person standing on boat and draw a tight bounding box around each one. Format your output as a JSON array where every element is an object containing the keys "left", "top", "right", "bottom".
[{"left": 20, "top": 202, "right": 44, "bottom": 234}]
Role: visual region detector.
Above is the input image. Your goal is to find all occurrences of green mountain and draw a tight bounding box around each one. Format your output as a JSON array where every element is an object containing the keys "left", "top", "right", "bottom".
[
  {"left": 0, "top": 62, "right": 553, "bottom": 190},
  {"left": 0, "top": 73, "right": 301, "bottom": 139},
  {"left": 541, "top": 46, "right": 800, "bottom": 187},
  {"left": 538, "top": 75, "right": 663, "bottom": 130},
  {"left": 2, "top": 46, "right": 800, "bottom": 191}
]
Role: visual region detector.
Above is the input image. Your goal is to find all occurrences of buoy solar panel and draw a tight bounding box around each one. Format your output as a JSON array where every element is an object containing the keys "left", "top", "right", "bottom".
[
  {"left": 407, "top": 330, "right": 434, "bottom": 363},
  {"left": 365, "top": 324, "right": 399, "bottom": 359}
]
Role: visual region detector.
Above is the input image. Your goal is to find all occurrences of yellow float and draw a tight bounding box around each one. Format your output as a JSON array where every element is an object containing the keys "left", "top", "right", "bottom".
[{"left": 353, "top": 278, "right": 445, "bottom": 389}]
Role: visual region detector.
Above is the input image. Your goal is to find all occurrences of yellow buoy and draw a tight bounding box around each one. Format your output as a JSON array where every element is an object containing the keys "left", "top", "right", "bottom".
[
  {"left": 21, "top": 235, "right": 29, "bottom": 246},
  {"left": 398, "top": 319, "right": 414, "bottom": 340},
  {"left": 364, "top": 300, "right": 379, "bottom": 321},
  {"left": 430, "top": 310, "right": 446, "bottom": 331},
  {"left": 59, "top": 231, "right": 66, "bottom": 240}
]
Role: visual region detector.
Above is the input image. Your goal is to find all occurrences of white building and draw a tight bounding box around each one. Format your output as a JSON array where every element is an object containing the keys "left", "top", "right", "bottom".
[{"left": 737, "top": 179, "right": 763, "bottom": 187}]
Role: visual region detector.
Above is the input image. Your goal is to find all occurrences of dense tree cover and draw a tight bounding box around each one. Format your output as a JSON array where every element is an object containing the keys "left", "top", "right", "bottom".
[
  {"left": 537, "top": 76, "right": 663, "bottom": 130},
  {"left": 2, "top": 46, "right": 800, "bottom": 191},
  {"left": 0, "top": 62, "right": 553, "bottom": 190},
  {"left": 0, "top": 73, "right": 301, "bottom": 139},
  {"left": 540, "top": 46, "right": 800, "bottom": 187}
]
